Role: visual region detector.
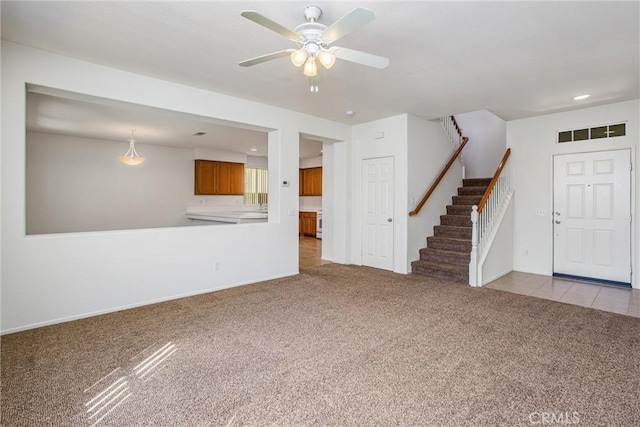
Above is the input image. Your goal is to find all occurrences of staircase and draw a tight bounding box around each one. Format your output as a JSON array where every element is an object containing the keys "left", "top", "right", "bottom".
[{"left": 411, "top": 178, "right": 492, "bottom": 283}]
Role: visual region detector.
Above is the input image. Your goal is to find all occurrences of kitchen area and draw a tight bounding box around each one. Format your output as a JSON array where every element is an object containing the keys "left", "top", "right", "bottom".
[
  {"left": 298, "top": 156, "right": 323, "bottom": 239},
  {"left": 298, "top": 146, "right": 326, "bottom": 268},
  {"left": 184, "top": 138, "right": 324, "bottom": 243},
  {"left": 25, "top": 87, "right": 330, "bottom": 245},
  {"left": 182, "top": 146, "right": 326, "bottom": 269}
]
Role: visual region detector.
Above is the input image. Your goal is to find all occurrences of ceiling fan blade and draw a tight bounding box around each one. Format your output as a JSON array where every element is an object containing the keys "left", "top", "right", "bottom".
[
  {"left": 323, "top": 7, "right": 375, "bottom": 44},
  {"left": 334, "top": 47, "right": 389, "bottom": 69},
  {"left": 241, "top": 11, "right": 299, "bottom": 41},
  {"left": 239, "top": 50, "right": 295, "bottom": 67}
]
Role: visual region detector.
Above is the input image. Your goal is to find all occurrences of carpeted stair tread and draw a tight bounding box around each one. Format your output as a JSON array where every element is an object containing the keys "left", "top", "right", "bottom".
[
  {"left": 440, "top": 215, "right": 472, "bottom": 227},
  {"left": 452, "top": 195, "right": 482, "bottom": 205},
  {"left": 457, "top": 186, "right": 487, "bottom": 196},
  {"left": 427, "top": 236, "right": 471, "bottom": 252},
  {"left": 419, "top": 247, "right": 470, "bottom": 266},
  {"left": 463, "top": 177, "right": 492, "bottom": 187},
  {"left": 411, "top": 260, "right": 469, "bottom": 282},
  {"left": 446, "top": 204, "right": 475, "bottom": 215},
  {"left": 434, "top": 225, "right": 472, "bottom": 239}
]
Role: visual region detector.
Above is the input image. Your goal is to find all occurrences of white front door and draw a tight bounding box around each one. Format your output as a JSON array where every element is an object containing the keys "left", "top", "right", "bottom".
[
  {"left": 553, "top": 149, "right": 631, "bottom": 284},
  {"left": 362, "top": 157, "right": 394, "bottom": 271}
]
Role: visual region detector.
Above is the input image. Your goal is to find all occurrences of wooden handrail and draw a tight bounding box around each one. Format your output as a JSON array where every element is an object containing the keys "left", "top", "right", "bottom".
[
  {"left": 477, "top": 148, "right": 511, "bottom": 213},
  {"left": 409, "top": 136, "right": 469, "bottom": 217}
]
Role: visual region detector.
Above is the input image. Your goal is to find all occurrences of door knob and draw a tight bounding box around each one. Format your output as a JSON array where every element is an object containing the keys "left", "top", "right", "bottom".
[
  {"left": 555, "top": 220, "right": 561, "bottom": 224},
  {"left": 387, "top": 218, "right": 393, "bottom": 222},
  {"left": 554, "top": 211, "right": 561, "bottom": 216}
]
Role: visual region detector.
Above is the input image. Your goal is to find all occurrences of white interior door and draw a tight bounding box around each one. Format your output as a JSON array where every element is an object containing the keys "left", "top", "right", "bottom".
[
  {"left": 553, "top": 149, "right": 631, "bottom": 284},
  {"left": 362, "top": 157, "right": 394, "bottom": 271}
]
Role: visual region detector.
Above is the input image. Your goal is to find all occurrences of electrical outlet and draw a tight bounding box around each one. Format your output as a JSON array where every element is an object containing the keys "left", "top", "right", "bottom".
[{"left": 213, "top": 261, "right": 220, "bottom": 270}]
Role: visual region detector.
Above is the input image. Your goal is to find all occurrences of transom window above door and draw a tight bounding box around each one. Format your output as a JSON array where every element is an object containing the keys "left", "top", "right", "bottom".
[{"left": 558, "top": 123, "right": 626, "bottom": 143}]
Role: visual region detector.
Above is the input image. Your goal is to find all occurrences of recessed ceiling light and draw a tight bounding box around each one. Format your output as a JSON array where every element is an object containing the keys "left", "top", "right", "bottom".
[
  {"left": 250, "top": 148, "right": 257, "bottom": 152},
  {"left": 345, "top": 110, "right": 355, "bottom": 116},
  {"left": 573, "top": 94, "right": 590, "bottom": 100}
]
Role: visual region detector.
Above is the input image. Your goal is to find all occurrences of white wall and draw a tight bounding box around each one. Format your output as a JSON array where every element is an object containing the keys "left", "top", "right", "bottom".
[
  {"left": 321, "top": 142, "right": 334, "bottom": 261},
  {"left": 455, "top": 110, "right": 506, "bottom": 178},
  {"left": 351, "top": 115, "right": 409, "bottom": 273},
  {"left": 331, "top": 140, "right": 349, "bottom": 265},
  {"left": 26, "top": 132, "right": 198, "bottom": 234},
  {"left": 407, "top": 116, "right": 462, "bottom": 272},
  {"left": 193, "top": 147, "right": 247, "bottom": 163},
  {"left": 246, "top": 155, "right": 267, "bottom": 169},
  {"left": 1, "top": 41, "right": 350, "bottom": 333},
  {"left": 299, "top": 155, "right": 322, "bottom": 169},
  {"left": 507, "top": 100, "right": 639, "bottom": 287}
]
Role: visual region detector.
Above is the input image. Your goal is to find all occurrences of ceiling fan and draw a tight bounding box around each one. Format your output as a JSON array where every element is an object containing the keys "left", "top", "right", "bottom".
[{"left": 238, "top": 5, "right": 389, "bottom": 91}]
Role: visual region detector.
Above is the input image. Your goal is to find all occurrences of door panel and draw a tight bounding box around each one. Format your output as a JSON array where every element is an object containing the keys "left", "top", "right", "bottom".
[
  {"left": 362, "top": 157, "right": 394, "bottom": 271},
  {"left": 553, "top": 150, "right": 631, "bottom": 283}
]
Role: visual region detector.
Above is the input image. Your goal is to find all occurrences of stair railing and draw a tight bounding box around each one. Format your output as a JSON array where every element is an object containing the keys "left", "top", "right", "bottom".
[
  {"left": 440, "top": 115, "right": 465, "bottom": 149},
  {"left": 469, "top": 148, "right": 512, "bottom": 286},
  {"left": 409, "top": 135, "right": 468, "bottom": 217}
]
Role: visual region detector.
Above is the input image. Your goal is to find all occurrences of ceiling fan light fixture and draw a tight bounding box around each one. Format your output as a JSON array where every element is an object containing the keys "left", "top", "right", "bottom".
[
  {"left": 290, "top": 48, "right": 308, "bottom": 67},
  {"left": 303, "top": 58, "right": 318, "bottom": 77},
  {"left": 318, "top": 50, "right": 336, "bottom": 69},
  {"left": 239, "top": 6, "right": 389, "bottom": 87},
  {"left": 119, "top": 130, "right": 145, "bottom": 166}
]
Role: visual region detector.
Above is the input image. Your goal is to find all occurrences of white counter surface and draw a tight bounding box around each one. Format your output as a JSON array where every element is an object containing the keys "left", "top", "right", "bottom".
[{"left": 186, "top": 210, "right": 267, "bottom": 224}]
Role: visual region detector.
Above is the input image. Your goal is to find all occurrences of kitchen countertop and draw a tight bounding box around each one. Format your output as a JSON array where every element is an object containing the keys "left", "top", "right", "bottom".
[{"left": 186, "top": 210, "right": 268, "bottom": 224}]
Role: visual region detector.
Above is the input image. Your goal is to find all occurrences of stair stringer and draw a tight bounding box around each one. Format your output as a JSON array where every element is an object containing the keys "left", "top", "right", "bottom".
[{"left": 470, "top": 189, "right": 514, "bottom": 286}]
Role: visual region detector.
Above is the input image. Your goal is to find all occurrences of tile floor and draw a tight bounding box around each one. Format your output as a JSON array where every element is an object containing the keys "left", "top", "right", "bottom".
[
  {"left": 485, "top": 271, "right": 640, "bottom": 318},
  {"left": 299, "top": 235, "right": 332, "bottom": 269}
]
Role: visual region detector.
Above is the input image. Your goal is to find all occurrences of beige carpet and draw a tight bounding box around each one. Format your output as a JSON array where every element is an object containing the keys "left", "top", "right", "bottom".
[{"left": 2, "top": 264, "right": 639, "bottom": 426}]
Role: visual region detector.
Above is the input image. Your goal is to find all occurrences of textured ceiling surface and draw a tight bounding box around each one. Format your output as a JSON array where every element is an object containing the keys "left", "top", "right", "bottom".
[{"left": 3, "top": 1, "right": 639, "bottom": 151}]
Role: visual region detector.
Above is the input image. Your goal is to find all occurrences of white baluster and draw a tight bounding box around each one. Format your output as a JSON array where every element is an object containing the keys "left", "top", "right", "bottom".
[{"left": 469, "top": 206, "right": 479, "bottom": 286}]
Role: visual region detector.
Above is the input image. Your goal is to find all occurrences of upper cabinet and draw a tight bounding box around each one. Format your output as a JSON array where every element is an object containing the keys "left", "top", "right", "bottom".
[
  {"left": 195, "top": 160, "right": 244, "bottom": 195},
  {"left": 299, "top": 167, "right": 322, "bottom": 196}
]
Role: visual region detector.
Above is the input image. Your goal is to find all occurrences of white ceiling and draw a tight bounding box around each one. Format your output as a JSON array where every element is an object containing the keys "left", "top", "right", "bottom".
[{"left": 3, "top": 1, "right": 639, "bottom": 150}]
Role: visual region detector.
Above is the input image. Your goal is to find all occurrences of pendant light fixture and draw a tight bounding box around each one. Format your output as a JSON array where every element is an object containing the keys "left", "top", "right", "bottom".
[{"left": 119, "top": 129, "right": 145, "bottom": 166}]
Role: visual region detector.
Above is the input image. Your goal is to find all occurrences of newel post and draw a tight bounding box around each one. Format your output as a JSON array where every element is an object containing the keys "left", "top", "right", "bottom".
[{"left": 469, "top": 205, "right": 479, "bottom": 287}]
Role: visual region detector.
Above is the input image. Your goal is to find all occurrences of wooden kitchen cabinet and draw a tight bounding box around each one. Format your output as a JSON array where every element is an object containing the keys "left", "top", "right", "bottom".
[
  {"left": 216, "top": 161, "right": 244, "bottom": 195},
  {"left": 299, "top": 169, "right": 304, "bottom": 196},
  {"left": 194, "top": 160, "right": 244, "bottom": 195},
  {"left": 310, "top": 167, "right": 322, "bottom": 195},
  {"left": 299, "top": 211, "right": 317, "bottom": 237},
  {"left": 299, "top": 167, "right": 322, "bottom": 196}
]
